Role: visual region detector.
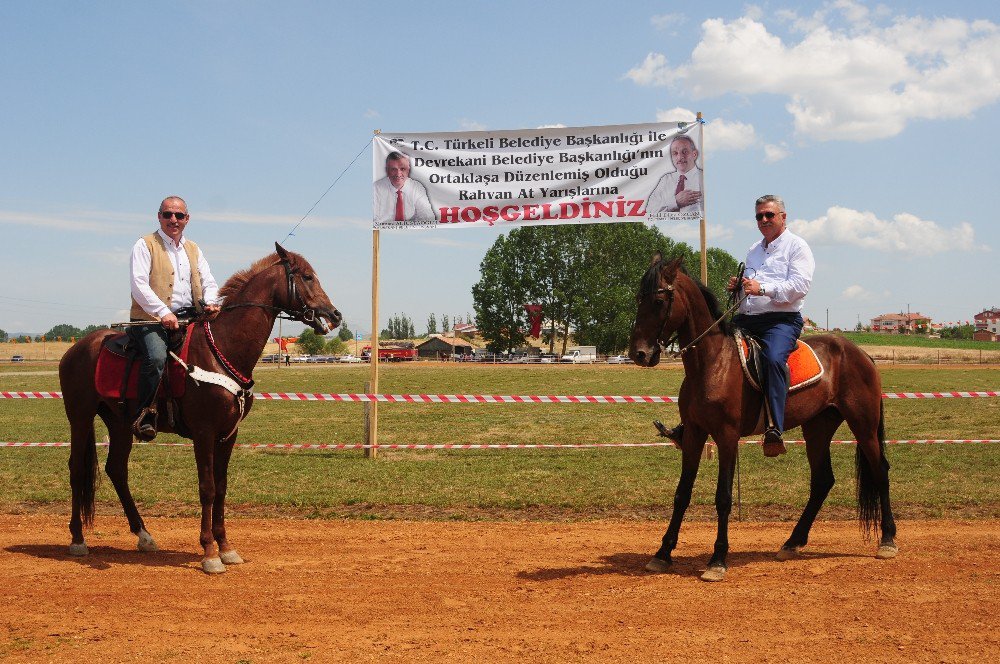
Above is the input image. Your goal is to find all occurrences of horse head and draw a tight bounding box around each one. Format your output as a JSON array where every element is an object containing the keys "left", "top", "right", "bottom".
[
  {"left": 273, "top": 243, "right": 343, "bottom": 334},
  {"left": 629, "top": 252, "right": 686, "bottom": 367}
]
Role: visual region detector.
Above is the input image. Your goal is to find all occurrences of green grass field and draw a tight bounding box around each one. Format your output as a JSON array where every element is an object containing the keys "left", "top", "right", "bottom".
[{"left": 1, "top": 363, "right": 997, "bottom": 520}]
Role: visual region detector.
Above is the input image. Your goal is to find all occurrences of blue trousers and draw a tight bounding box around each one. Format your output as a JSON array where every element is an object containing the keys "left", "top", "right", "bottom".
[
  {"left": 127, "top": 324, "right": 168, "bottom": 412},
  {"left": 733, "top": 312, "right": 804, "bottom": 431}
]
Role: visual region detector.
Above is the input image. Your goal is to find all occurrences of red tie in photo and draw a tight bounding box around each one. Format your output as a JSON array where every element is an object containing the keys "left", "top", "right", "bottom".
[
  {"left": 394, "top": 189, "right": 405, "bottom": 221},
  {"left": 675, "top": 174, "right": 686, "bottom": 195}
]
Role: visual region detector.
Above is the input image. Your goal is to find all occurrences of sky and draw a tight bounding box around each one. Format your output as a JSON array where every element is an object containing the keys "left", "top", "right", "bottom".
[{"left": 2, "top": 0, "right": 998, "bottom": 337}]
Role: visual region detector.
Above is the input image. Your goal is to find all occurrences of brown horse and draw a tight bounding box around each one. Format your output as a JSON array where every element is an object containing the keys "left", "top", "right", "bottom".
[
  {"left": 59, "top": 244, "right": 341, "bottom": 573},
  {"left": 629, "top": 254, "right": 896, "bottom": 581}
]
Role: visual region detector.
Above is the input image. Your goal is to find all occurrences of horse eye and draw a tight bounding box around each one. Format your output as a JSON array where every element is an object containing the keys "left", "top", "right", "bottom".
[{"left": 303, "top": 274, "right": 314, "bottom": 282}]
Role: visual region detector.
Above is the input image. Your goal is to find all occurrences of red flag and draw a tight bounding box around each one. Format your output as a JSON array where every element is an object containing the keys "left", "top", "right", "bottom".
[{"left": 524, "top": 304, "right": 543, "bottom": 338}]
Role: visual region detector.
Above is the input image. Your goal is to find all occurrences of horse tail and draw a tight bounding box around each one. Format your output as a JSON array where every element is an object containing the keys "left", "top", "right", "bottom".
[
  {"left": 854, "top": 398, "right": 886, "bottom": 540},
  {"left": 72, "top": 426, "right": 100, "bottom": 528}
]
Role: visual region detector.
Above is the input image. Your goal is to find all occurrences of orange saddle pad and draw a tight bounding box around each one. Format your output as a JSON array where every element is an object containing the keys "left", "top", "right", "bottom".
[{"left": 738, "top": 336, "right": 823, "bottom": 393}]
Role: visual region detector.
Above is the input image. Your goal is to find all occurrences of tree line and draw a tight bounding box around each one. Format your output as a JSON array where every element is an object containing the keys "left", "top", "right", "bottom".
[{"left": 471, "top": 224, "right": 739, "bottom": 354}]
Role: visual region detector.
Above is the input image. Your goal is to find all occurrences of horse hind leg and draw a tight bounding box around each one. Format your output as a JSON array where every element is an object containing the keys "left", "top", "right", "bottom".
[
  {"left": 777, "top": 408, "right": 841, "bottom": 561},
  {"left": 67, "top": 414, "right": 99, "bottom": 556},
  {"left": 98, "top": 405, "right": 158, "bottom": 552},
  {"left": 846, "top": 401, "right": 897, "bottom": 559}
]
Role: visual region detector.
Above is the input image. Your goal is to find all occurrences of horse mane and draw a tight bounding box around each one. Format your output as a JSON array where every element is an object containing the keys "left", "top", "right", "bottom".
[
  {"left": 218, "top": 252, "right": 281, "bottom": 301},
  {"left": 640, "top": 255, "right": 732, "bottom": 335}
]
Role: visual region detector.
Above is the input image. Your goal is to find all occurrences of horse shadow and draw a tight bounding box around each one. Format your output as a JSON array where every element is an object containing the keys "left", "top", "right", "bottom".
[
  {"left": 517, "top": 548, "right": 865, "bottom": 581},
  {"left": 5, "top": 544, "right": 201, "bottom": 571}
]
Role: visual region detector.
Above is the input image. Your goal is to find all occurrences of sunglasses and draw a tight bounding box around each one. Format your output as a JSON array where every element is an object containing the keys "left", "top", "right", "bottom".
[
  {"left": 160, "top": 211, "right": 188, "bottom": 220},
  {"left": 755, "top": 211, "right": 778, "bottom": 221}
]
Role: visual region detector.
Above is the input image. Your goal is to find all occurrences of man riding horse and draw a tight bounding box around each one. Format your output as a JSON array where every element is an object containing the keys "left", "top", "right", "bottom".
[
  {"left": 129, "top": 195, "right": 221, "bottom": 440},
  {"left": 660, "top": 194, "right": 815, "bottom": 457}
]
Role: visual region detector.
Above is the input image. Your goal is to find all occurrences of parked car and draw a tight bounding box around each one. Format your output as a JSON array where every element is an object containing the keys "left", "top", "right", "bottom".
[
  {"left": 606, "top": 354, "right": 630, "bottom": 364},
  {"left": 259, "top": 354, "right": 281, "bottom": 363},
  {"left": 10, "top": 355, "right": 24, "bottom": 363},
  {"left": 339, "top": 354, "right": 364, "bottom": 363}
]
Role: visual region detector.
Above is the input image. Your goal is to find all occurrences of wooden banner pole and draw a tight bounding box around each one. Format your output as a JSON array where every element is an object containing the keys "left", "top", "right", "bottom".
[
  {"left": 697, "top": 111, "right": 708, "bottom": 285},
  {"left": 368, "top": 227, "right": 380, "bottom": 459}
]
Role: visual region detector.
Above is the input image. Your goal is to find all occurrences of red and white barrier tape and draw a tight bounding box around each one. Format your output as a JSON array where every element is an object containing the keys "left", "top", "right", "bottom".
[
  {"left": 2, "top": 439, "right": 997, "bottom": 450},
  {"left": 2, "top": 390, "right": 999, "bottom": 402}
]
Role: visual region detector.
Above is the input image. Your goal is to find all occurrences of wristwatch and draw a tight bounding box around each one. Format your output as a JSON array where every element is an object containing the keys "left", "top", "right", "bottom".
[{"left": 759, "top": 285, "right": 766, "bottom": 296}]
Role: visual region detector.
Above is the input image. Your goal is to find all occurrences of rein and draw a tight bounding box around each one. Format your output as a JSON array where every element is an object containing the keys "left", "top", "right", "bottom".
[
  {"left": 652, "top": 281, "right": 748, "bottom": 356},
  {"left": 219, "top": 257, "right": 318, "bottom": 326}
]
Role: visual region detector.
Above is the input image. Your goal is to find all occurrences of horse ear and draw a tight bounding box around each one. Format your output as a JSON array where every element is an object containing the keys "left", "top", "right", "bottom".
[
  {"left": 662, "top": 256, "right": 683, "bottom": 282},
  {"left": 650, "top": 251, "right": 662, "bottom": 267},
  {"left": 275, "top": 242, "right": 289, "bottom": 260}
]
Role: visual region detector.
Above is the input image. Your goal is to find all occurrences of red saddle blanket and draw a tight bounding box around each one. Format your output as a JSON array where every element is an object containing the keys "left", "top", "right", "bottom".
[
  {"left": 95, "top": 327, "right": 194, "bottom": 400},
  {"left": 737, "top": 335, "right": 824, "bottom": 393}
]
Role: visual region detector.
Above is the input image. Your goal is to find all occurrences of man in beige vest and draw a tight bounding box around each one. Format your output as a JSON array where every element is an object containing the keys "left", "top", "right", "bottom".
[{"left": 129, "top": 196, "right": 220, "bottom": 439}]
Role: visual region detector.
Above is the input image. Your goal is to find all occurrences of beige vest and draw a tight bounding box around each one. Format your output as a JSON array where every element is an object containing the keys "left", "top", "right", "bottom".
[{"left": 130, "top": 232, "right": 204, "bottom": 321}]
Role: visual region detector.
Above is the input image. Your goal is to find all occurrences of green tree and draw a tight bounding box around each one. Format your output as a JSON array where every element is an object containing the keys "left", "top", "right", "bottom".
[
  {"left": 0, "top": 329, "right": 6, "bottom": 342},
  {"left": 337, "top": 325, "right": 353, "bottom": 342},
  {"left": 81, "top": 324, "right": 107, "bottom": 336},
  {"left": 426, "top": 313, "right": 438, "bottom": 335},
  {"left": 325, "top": 337, "right": 347, "bottom": 354},
  {"left": 473, "top": 224, "right": 740, "bottom": 355},
  {"left": 45, "top": 323, "right": 84, "bottom": 340},
  {"left": 441, "top": 314, "right": 450, "bottom": 333},
  {"left": 295, "top": 328, "right": 327, "bottom": 355}
]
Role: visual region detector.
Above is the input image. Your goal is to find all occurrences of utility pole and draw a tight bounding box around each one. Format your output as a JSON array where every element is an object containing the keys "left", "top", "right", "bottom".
[{"left": 826, "top": 308, "right": 829, "bottom": 331}]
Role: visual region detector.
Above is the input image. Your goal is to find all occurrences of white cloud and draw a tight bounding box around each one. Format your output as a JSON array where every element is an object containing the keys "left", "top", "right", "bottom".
[
  {"left": 763, "top": 143, "right": 791, "bottom": 162},
  {"left": 655, "top": 107, "right": 757, "bottom": 151},
  {"left": 841, "top": 284, "right": 888, "bottom": 301},
  {"left": 627, "top": 10, "right": 1000, "bottom": 141},
  {"left": 364, "top": 109, "right": 380, "bottom": 119},
  {"left": 651, "top": 13, "right": 684, "bottom": 32},
  {"left": 655, "top": 220, "right": 734, "bottom": 244},
  {"left": 625, "top": 53, "right": 678, "bottom": 87},
  {"left": 457, "top": 118, "right": 487, "bottom": 131},
  {"left": 789, "top": 206, "right": 990, "bottom": 255},
  {"left": 537, "top": 123, "right": 567, "bottom": 129}
]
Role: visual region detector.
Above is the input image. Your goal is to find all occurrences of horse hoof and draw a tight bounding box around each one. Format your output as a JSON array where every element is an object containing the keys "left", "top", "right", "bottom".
[
  {"left": 68, "top": 542, "right": 89, "bottom": 557},
  {"left": 776, "top": 546, "right": 800, "bottom": 561},
  {"left": 220, "top": 550, "right": 244, "bottom": 565},
  {"left": 700, "top": 565, "right": 727, "bottom": 582},
  {"left": 201, "top": 557, "right": 227, "bottom": 574},
  {"left": 876, "top": 544, "right": 898, "bottom": 559},
  {"left": 136, "top": 530, "right": 159, "bottom": 552},
  {"left": 645, "top": 556, "right": 672, "bottom": 573}
]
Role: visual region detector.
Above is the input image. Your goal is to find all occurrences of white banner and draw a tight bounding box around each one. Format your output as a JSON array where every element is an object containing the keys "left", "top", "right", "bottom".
[{"left": 372, "top": 121, "right": 703, "bottom": 230}]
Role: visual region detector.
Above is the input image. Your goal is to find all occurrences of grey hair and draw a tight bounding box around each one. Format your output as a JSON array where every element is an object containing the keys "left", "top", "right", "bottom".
[
  {"left": 755, "top": 194, "right": 785, "bottom": 211},
  {"left": 159, "top": 196, "right": 187, "bottom": 212},
  {"left": 385, "top": 151, "right": 410, "bottom": 167}
]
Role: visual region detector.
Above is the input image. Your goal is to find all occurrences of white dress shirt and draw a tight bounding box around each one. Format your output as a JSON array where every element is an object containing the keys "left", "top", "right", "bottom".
[
  {"left": 373, "top": 176, "right": 435, "bottom": 223},
  {"left": 130, "top": 229, "right": 220, "bottom": 318},
  {"left": 739, "top": 229, "right": 815, "bottom": 315},
  {"left": 646, "top": 167, "right": 703, "bottom": 215}
]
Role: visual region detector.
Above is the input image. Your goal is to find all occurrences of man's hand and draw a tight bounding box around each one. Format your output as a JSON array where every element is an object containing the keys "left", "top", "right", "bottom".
[
  {"left": 727, "top": 276, "right": 739, "bottom": 292},
  {"left": 741, "top": 277, "right": 764, "bottom": 296},
  {"left": 675, "top": 190, "right": 702, "bottom": 207},
  {"left": 204, "top": 304, "right": 221, "bottom": 320},
  {"left": 160, "top": 312, "right": 180, "bottom": 330}
]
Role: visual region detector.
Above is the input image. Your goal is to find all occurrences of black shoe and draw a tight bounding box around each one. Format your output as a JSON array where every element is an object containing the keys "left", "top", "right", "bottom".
[
  {"left": 762, "top": 427, "right": 786, "bottom": 457},
  {"left": 133, "top": 410, "right": 157, "bottom": 441},
  {"left": 654, "top": 421, "right": 684, "bottom": 447}
]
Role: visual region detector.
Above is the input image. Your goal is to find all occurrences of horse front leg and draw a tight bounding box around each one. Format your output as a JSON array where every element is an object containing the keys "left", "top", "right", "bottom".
[
  {"left": 193, "top": 435, "right": 225, "bottom": 574},
  {"left": 702, "top": 437, "right": 738, "bottom": 582},
  {"left": 646, "top": 425, "right": 708, "bottom": 573},
  {"left": 212, "top": 431, "right": 244, "bottom": 566}
]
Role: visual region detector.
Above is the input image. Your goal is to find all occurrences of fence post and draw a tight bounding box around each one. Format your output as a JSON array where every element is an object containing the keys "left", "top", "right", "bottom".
[{"left": 363, "top": 381, "right": 377, "bottom": 459}]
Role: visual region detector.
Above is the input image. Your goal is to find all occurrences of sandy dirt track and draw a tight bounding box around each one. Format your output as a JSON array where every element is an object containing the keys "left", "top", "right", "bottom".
[{"left": 1, "top": 515, "right": 996, "bottom": 663}]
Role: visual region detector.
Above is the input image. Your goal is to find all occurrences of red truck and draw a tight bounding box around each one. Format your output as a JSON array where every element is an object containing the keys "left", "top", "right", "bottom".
[{"left": 361, "top": 344, "right": 418, "bottom": 362}]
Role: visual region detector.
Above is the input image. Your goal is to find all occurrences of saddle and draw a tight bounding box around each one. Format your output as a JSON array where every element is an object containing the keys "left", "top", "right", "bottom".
[
  {"left": 734, "top": 328, "right": 823, "bottom": 394},
  {"left": 95, "top": 325, "right": 196, "bottom": 400}
]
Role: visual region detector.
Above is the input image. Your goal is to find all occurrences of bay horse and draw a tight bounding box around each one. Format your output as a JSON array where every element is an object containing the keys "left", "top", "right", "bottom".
[
  {"left": 59, "top": 244, "right": 341, "bottom": 574},
  {"left": 629, "top": 254, "right": 896, "bottom": 581}
]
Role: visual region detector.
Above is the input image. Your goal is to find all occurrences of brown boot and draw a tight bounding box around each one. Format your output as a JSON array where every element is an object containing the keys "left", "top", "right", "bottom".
[
  {"left": 132, "top": 408, "right": 157, "bottom": 441},
  {"left": 762, "top": 427, "right": 786, "bottom": 457}
]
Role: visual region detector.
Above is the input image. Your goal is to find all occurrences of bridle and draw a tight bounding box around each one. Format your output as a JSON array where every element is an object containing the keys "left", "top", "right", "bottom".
[
  {"left": 221, "top": 256, "right": 320, "bottom": 326},
  {"left": 646, "top": 278, "right": 748, "bottom": 356}
]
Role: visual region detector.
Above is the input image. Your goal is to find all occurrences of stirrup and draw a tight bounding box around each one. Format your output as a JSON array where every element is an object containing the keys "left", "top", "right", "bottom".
[{"left": 133, "top": 407, "right": 157, "bottom": 441}]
